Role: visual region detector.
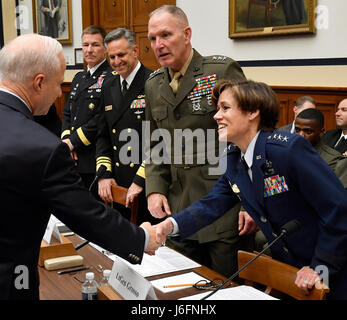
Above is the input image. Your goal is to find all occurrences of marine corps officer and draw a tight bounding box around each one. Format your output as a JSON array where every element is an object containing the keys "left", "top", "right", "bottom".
[
  {"left": 61, "top": 25, "right": 113, "bottom": 190},
  {"left": 96, "top": 28, "right": 153, "bottom": 224},
  {"left": 145, "top": 5, "right": 249, "bottom": 277}
]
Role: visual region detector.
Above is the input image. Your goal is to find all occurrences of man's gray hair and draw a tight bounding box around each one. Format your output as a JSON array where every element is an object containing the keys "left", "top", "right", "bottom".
[
  {"left": 149, "top": 5, "right": 189, "bottom": 26},
  {"left": 0, "top": 34, "right": 63, "bottom": 84},
  {"left": 104, "top": 28, "right": 136, "bottom": 47}
]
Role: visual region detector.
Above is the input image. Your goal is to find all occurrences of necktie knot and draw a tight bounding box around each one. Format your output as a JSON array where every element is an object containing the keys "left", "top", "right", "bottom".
[
  {"left": 122, "top": 79, "right": 128, "bottom": 96},
  {"left": 170, "top": 72, "right": 182, "bottom": 94}
]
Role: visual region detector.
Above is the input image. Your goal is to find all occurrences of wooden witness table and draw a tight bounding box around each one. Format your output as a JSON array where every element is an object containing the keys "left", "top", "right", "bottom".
[{"left": 39, "top": 235, "right": 231, "bottom": 300}]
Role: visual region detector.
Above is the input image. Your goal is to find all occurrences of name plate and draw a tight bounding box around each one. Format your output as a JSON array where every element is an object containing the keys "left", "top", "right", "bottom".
[
  {"left": 109, "top": 256, "right": 157, "bottom": 300},
  {"left": 43, "top": 215, "right": 62, "bottom": 244}
]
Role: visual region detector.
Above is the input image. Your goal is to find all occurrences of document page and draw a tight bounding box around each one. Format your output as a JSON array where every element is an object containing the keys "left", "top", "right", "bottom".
[
  {"left": 179, "top": 285, "right": 278, "bottom": 300},
  {"left": 89, "top": 244, "right": 201, "bottom": 277}
]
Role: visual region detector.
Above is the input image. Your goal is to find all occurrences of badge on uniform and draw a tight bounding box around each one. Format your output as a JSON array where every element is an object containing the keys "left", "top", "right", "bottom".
[
  {"left": 88, "top": 76, "right": 105, "bottom": 90},
  {"left": 264, "top": 175, "right": 289, "bottom": 198},
  {"left": 187, "top": 74, "right": 217, "bottom": 112}
]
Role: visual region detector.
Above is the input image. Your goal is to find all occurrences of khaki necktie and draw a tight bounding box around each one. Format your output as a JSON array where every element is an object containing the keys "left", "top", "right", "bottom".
[{"left": 169, "top": 72, "right": 182, "bottom": 94}]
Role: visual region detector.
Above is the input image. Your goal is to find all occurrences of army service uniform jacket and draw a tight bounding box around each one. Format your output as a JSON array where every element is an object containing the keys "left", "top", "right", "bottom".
[
  {"left": 0, "top": 91, "right": 145, "bottom": 300},
  {"left": 173, "top": 131, "right": 347, "bottom": 299},
  {"left": 61, "top": 60, "right": 113, "bottom": 174},
  {"left": 145, "top": 49, "right": 246, "bottom": 243}
]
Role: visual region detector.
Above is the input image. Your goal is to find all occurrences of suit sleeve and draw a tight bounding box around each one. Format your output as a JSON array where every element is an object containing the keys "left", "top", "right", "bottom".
[
  {"left": 41, "top": 142, "right": 145, "bottom": 263},
  {"left": 173, "top": 174, "right": 240, "bottom": 240},
  {"left": 95, "top": 92, "right": 113, "bottom": 179},
  {"left": 287, "top": 137, "right": 347, "bottom": 274}
]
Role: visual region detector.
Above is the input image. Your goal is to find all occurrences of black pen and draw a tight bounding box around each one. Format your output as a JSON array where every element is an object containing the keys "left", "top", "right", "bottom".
[{"left": 57, "top": 266, "right": 90, "bottom": 275}]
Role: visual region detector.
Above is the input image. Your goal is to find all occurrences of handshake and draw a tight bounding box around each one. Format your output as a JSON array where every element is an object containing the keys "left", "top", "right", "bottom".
[{"left": 140, "top": 219, "right": 174, "bottom": 254}]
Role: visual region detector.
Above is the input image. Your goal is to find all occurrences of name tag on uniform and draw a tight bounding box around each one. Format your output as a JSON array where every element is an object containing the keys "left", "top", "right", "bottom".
[
  {"left": 264, "top": 175, "right": 289, "bottom": 198},
  {"left": 105, "top": 105, "right": 113, "bottom": 111}
]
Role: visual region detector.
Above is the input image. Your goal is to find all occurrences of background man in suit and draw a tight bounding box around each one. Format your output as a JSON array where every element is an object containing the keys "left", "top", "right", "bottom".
[
  {"left": 40, "top": 0, "right": 62, "bottom": 38},
  {"left": 294, "top": 108, "right": 347, "bottom": 188},
  {"left": 61, "top": 25, "right": 113, "bottom": 191},
  {"left": 96, "top": 28, "right": 153, "bottom": 224},
  {"left": 155, "top": 79, "right": 347, "bottom": 299},
  {"left": 278, "top": 95, "right": 316, "bottom": 133},
  {"left": 145, "top": 5, "right": 249, "bottom": 277},
  {"left": 322, "top": 98, "right": 347, "bottom": 156},
  {"left": 0, "top": 34, "right": 159, "bottom": 300}
]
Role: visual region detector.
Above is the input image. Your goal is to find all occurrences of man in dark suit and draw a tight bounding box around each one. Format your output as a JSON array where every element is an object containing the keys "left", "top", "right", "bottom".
[
  {"left": 322, "top": 98, "right": 347, "bottom": 156},
  {"left": 61, "top": 26, "right": 113, "bottom": 191},
  {"left": 0, "top": 34, "right": 159, "bottom": 300},
  {"left": 155, "top": 80, "right": 347, "bottom": 299},
  {"left": 278, "top": 95, "right": 316, "bottom": 133},
  {"left": 40, "top": 0, "right": 62, "bottom": 38},
  {"left": 96, "top": 28, "right": 153, "bottom": 224}
]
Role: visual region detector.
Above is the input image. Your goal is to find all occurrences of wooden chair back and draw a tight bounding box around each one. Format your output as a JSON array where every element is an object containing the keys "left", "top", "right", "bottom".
[
  {"left": 238, "top": 250, "right": 329, "bottom": 300},
  {"left": 110, "top": 185, "right": 138, "bottom": 224}
]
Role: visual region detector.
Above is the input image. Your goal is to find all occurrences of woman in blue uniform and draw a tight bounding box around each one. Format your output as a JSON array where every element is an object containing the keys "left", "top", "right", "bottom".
[{"left": 155, "top": 80, "right": 347, "bottom": 299}]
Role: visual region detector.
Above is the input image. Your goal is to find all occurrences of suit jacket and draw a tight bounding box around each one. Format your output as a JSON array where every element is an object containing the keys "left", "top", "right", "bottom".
[
  {"left": 173, "top": 131, "right": 347, "bottom": 299},
  {"left": 322, "top": 128, "right": 346, "bottom": 153},
  {"left": 61, "top": 60, "right": 113, "bottom": 174},
  {"left": 145, "top": 49, "right": 246, "bottom": 242},
  {"left": 277, "top": 123, "right": 293, "bottom": 133},
  {"left": 0, "top": 91, "right": 145, "bottom": 300},
  {"left": 315, "top": 140, "right": 347, "bottom": 188}
]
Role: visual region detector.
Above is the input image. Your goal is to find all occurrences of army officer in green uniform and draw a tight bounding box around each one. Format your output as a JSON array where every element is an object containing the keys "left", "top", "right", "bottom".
[{"left": 145, "top": 5, "right": 251, "bottom": 277}]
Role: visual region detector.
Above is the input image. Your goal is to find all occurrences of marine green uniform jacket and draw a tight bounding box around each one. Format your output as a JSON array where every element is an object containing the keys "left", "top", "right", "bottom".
[{"left": 145, "top": 49, "right": 246, "bottom": 242}]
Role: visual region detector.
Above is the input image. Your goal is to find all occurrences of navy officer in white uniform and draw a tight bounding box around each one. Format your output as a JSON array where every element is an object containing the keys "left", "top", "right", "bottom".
[{"left": 155, "top": 79, "right": 347, "bottom": 299}]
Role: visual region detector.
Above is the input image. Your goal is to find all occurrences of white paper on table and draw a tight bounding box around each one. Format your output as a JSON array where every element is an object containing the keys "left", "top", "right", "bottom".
[
  {"left": 151, "top": 272, "right": 209, "bottom": 293},
  {"left": 179, "top": 285, "right": 279, "bottom": 300},
  {"left": 88, "top": 244, "right": 201, "bottom": 277}
]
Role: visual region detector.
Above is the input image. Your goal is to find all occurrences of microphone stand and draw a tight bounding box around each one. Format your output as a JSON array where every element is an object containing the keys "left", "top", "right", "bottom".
[{"left": 201, "top": 229, "right": 288, "bottom": 300}]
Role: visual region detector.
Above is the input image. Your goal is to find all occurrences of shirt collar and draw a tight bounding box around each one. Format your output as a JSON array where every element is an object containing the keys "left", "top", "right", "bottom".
[
  {"left": 169, "top": 48, "right": 194, "bottom": 80},
  {"left": 88, "top": 59, "right": 106, "bottom": 76},
  {"left": 0, "top": 88, "right": 32, "bottom": 113},
  {"left": 120, "top": 61, "right": 141, "bottom": 88},
  {"left": 241, "top": 131, "right": 261, "bottom": 169}
]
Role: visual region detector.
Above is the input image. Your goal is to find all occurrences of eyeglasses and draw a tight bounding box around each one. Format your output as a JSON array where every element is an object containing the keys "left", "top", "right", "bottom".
[{"left": 193, "top": 278, "right": 226, "bottom": 290}]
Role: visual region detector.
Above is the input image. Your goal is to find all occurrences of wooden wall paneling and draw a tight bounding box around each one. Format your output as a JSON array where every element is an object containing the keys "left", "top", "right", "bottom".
[
  {"left": 99, "top": 0, "right": 128, "bottom": 32},
  {"left": 55, "top": 83, "right": 72, "bottom": 120},
  {"left": 277, "top": 98, "right": 290, "bottom": 128},
  {"left": 272, "top": 86, "right": 347, "bottom": 131},
  {"left": 82, "top": 0, "right": 98, "bottom": 30}
]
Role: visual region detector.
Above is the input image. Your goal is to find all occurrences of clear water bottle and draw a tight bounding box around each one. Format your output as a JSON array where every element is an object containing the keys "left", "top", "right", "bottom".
[
  {"left": 81, "top": 272, "right": 98, "bottom": 300},
  {"left": 99, "top": 269, "right": 111, "bottom": 286}
]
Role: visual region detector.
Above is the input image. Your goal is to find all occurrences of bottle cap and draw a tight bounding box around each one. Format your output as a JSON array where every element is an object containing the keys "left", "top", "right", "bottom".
[
  {"left": 103, "top": 269, "right": 111, "bottom": 277},
  {"left": 86, "top": 272, "right": 94, "bottom": 280}
]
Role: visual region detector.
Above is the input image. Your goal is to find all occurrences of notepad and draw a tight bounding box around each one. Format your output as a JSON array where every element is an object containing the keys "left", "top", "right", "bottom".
[{"left": 151, "top": 272, "right": 209, "bottom": 293}]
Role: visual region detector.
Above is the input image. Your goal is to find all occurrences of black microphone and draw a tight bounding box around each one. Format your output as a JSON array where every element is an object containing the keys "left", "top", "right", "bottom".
[
  {"left": 201, "top": 219, "right": 301, "bottom": 300},
  {"left": 89, "top": 165, "right": 107, "bottom": 192}
]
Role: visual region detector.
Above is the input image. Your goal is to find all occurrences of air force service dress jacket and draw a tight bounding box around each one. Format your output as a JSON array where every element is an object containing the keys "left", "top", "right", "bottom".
[
  {"left": 0, "top": 91, "right": 145, "bottom": 299},
  {"left": 173, "top": 130, "right": 347, "bottom": 299}
]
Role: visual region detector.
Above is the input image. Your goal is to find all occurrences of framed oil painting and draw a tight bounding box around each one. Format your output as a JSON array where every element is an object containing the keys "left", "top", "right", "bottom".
[
  {"left": 229, "top": 0, "right": 317, "bottom": 38},
  {"left": 32, "top": 0, "right": 72, "bottom": 44}
]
